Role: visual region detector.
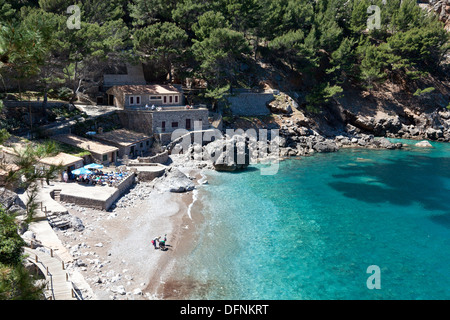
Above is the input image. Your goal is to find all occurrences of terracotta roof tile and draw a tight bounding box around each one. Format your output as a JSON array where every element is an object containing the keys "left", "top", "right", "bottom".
[{"left": 107, "top": 84, "right": 183, "bottom": 95}]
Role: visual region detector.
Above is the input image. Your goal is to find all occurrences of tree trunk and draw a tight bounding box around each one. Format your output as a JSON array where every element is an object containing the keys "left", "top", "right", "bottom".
[
  {"left": 70, "top": 61, "right": 80, "bottom": 103},
  {"left": 42, "top": 90, "right": 48, "bottom": 121},
  {"left": 167, "top": 60, "right": 173, "bottom": 83}
]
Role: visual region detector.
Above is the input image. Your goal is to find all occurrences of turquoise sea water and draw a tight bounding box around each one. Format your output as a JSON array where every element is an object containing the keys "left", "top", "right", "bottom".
[{"left": 176, "top": 139, "right": 450, "bottom": 300}]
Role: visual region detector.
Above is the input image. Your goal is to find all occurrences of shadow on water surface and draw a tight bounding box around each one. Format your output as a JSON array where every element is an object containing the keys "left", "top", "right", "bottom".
[{"left": 328, "top": 155, "right": 450, "bottom": 221}]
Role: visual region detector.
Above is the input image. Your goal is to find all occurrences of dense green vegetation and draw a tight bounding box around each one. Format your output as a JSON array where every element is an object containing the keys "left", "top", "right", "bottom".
[
  {"left": 0, "top": 0, "right": 448, "bottom": 109},
  {"left": 0, "top": 138, "right": 62, "bottom": 299},
  {"left": 0, "top": 205, "right": 44, "bottom": 300}
]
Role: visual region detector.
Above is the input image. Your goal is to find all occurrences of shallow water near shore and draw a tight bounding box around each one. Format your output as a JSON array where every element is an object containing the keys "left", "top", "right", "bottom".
[{"left": 169, "top": 139, "right": 450, "bottom": 300}]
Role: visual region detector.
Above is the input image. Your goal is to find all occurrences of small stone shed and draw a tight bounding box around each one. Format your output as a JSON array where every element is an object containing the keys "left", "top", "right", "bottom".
[
  {"left": 93, "top": 129, "right": 154, "bottom": 158},
  {"left": 52, "top": 134, "right": 119, "bottom": 165}
]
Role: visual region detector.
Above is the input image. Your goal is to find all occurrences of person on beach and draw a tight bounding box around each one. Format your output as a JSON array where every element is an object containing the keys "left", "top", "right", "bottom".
[
  {"left": 159, "top": 236, "right": 166, "bottom": 251},
  {"left": 152, "top": 237, "right": 159, "bottom": 249}
]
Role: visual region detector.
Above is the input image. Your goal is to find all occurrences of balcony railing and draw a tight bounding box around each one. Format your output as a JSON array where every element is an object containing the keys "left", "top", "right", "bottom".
[{"left": 125, "top": 104, "right": 208, "bottom": 111}]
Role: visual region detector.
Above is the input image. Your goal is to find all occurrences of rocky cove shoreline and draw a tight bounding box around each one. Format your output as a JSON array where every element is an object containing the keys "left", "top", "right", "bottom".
[
  {"left": 167, "top": 111, "right": 448, "bottom": 172},
  {"left": 274, "top": 107, "right": 450, "bottom": 156},
  {"left": 12, "top": 106, "right": 449, "bottom": 300}
]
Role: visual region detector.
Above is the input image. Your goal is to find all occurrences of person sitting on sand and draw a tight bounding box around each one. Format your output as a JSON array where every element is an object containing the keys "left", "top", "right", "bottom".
[{"left": 159, "top": 239, "right": 166, "bottom": 250}]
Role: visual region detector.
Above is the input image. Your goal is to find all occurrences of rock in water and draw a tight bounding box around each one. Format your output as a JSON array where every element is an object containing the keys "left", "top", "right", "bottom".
[
  {"left": 374, "top": 137, "right": 402, "bottom": 150},
  {"left": 415, "top": 140, "right": 433, "bottom": 148}
]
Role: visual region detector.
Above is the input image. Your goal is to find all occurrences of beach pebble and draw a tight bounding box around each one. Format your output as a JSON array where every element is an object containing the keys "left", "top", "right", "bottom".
[
  {"left": 112, "top": 285, "right": 126, "bottom": 295},
  {"left": 133, "top": 288, "right": 142, "bottom": 295},
  {"left": 92, "top": 276, "right": 102, "bottom": 284},
  {"left": 111, "top": 274, "right": 121, "bottom": 282}
]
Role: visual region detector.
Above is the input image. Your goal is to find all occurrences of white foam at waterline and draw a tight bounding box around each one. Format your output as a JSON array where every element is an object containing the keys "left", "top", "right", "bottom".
[{"left": 187, "top": 172, "right": 209, "bottom": 220}]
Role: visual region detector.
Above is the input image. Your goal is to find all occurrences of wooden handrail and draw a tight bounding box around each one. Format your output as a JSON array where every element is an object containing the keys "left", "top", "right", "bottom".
[
  {"left": 24, "top": 249, "right": 55, "bottom": 300},
  {"left": 23, "top": 247, "right": 83, "bottom": 300}
]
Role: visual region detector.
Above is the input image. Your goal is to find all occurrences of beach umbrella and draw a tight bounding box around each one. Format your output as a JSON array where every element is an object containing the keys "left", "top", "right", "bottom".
[
  {"left": 84, "top": 163, "right": 104, "bottom": 169},
  {"left": 71, "top": 167, "right": 92, "bottom": 175}
]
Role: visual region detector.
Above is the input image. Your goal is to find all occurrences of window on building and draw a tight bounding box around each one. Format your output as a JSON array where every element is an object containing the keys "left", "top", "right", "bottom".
[
  {"left": 162, "top": 121, "right": 166, "bottom": 132},
  {"left": 129, "top": 95, "right": 141, "bottom": 105},
  {"left": 163, "top": 96, "right": 167, "bottom": 104},
  {"left": 172, "top": 122, "right": 178, "bottom": 128},
  {"left": 150, "top": 96, "right": 162, "bottom": 100},
  {"left": 146, "top": 140, "right": 149, "bottom": 146},
  {"left": 140, "top": 142, "right": 143, "bottom": 148},
  {"left": 169, "top": 96, "right": 173, "bottom": 103},
  {"left": 175, "top": 95, "right": 179, "bottom": 104},
  {"left": 103, "top": 154, "right": 108, "bottom": 161}
]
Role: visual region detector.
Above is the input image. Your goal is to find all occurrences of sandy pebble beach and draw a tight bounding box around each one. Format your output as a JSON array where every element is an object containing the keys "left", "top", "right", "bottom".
[{"left": 54, "top": 166, "right": 207, "bottom": 300}]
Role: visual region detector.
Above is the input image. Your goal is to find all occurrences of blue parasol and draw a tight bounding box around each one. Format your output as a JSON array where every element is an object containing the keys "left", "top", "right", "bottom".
[
  {"left": 71, "top": 167, "right": 92, "bottom": 175},
  {"left": 84, "top": 163, "right": 104, "bottom": 169}
]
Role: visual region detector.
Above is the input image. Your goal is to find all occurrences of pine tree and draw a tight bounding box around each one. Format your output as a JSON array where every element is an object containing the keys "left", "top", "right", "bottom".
[{"left": 133, "top": 22, "right": 188, "bottom": 82}]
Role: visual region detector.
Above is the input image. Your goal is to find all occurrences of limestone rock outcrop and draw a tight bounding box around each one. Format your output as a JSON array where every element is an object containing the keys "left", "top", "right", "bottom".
[{"left": 203, "top": 135, "right": 251, "bottom": 172}]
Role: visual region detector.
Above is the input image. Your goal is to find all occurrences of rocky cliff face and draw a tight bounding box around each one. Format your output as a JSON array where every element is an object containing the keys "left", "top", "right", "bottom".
[{"left": 423, "top": 0, "right": 450, "bottom": 31}]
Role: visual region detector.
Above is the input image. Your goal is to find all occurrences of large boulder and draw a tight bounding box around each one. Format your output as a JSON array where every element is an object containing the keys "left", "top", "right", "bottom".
[
  {"left": 373, "top": 137, "right": 402, "bottom": 150},
  {"left": 0, "top": 188, "right": 19, "bottom": 210},
  {"left": 67, "top": 215, "right": 85, "bottom": 232},
  {"left": 204, "top": 135, "right": 251, "bottom": 172},
  {"left": 150, "top": 167, "right": 195, "bottom": 193},
  {"left": 351, "top": 114, "right": 403, "bottom": 136},
  {"left": 376, "top": 116, "right": 402, "bottom": 135},
  {"left": 425, "top": 128, "right": 444, "bottom": 140},
  {"left": 313, "top": 140, "right": 339, "bottom": 153},
  {"left": 415, "top": 140, "right": 433, "bottom": 148},
  {"left": 267, "top": 93, "right": 294, "bottom": 114},
  {"left": 164, "top": 167, "right": 195, "bottom": 193}
]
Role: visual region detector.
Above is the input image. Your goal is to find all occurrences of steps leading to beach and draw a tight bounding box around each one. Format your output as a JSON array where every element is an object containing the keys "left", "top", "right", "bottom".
[{"left": 24, "top": 247, "right": 79, "bottom": 300}]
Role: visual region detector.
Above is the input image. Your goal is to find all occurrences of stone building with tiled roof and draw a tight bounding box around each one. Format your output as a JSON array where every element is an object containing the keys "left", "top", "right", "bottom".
[
  {"left": 93, "top": 129, "right": 153, "bottom": 158},
  {"left": 106, "top": 84, "right": 184, "bottom": 109},
  {"left": 52, "top": 134, "right": 119, "bottom": 165}
]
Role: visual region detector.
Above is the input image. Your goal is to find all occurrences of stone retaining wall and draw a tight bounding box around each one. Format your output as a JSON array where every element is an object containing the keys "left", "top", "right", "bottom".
[
  {"left": 135, "top": 167, "right": 166, "bottom": 182},
  {"left": 137, "top": 150, "right": 169, "bottom": 164}
]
